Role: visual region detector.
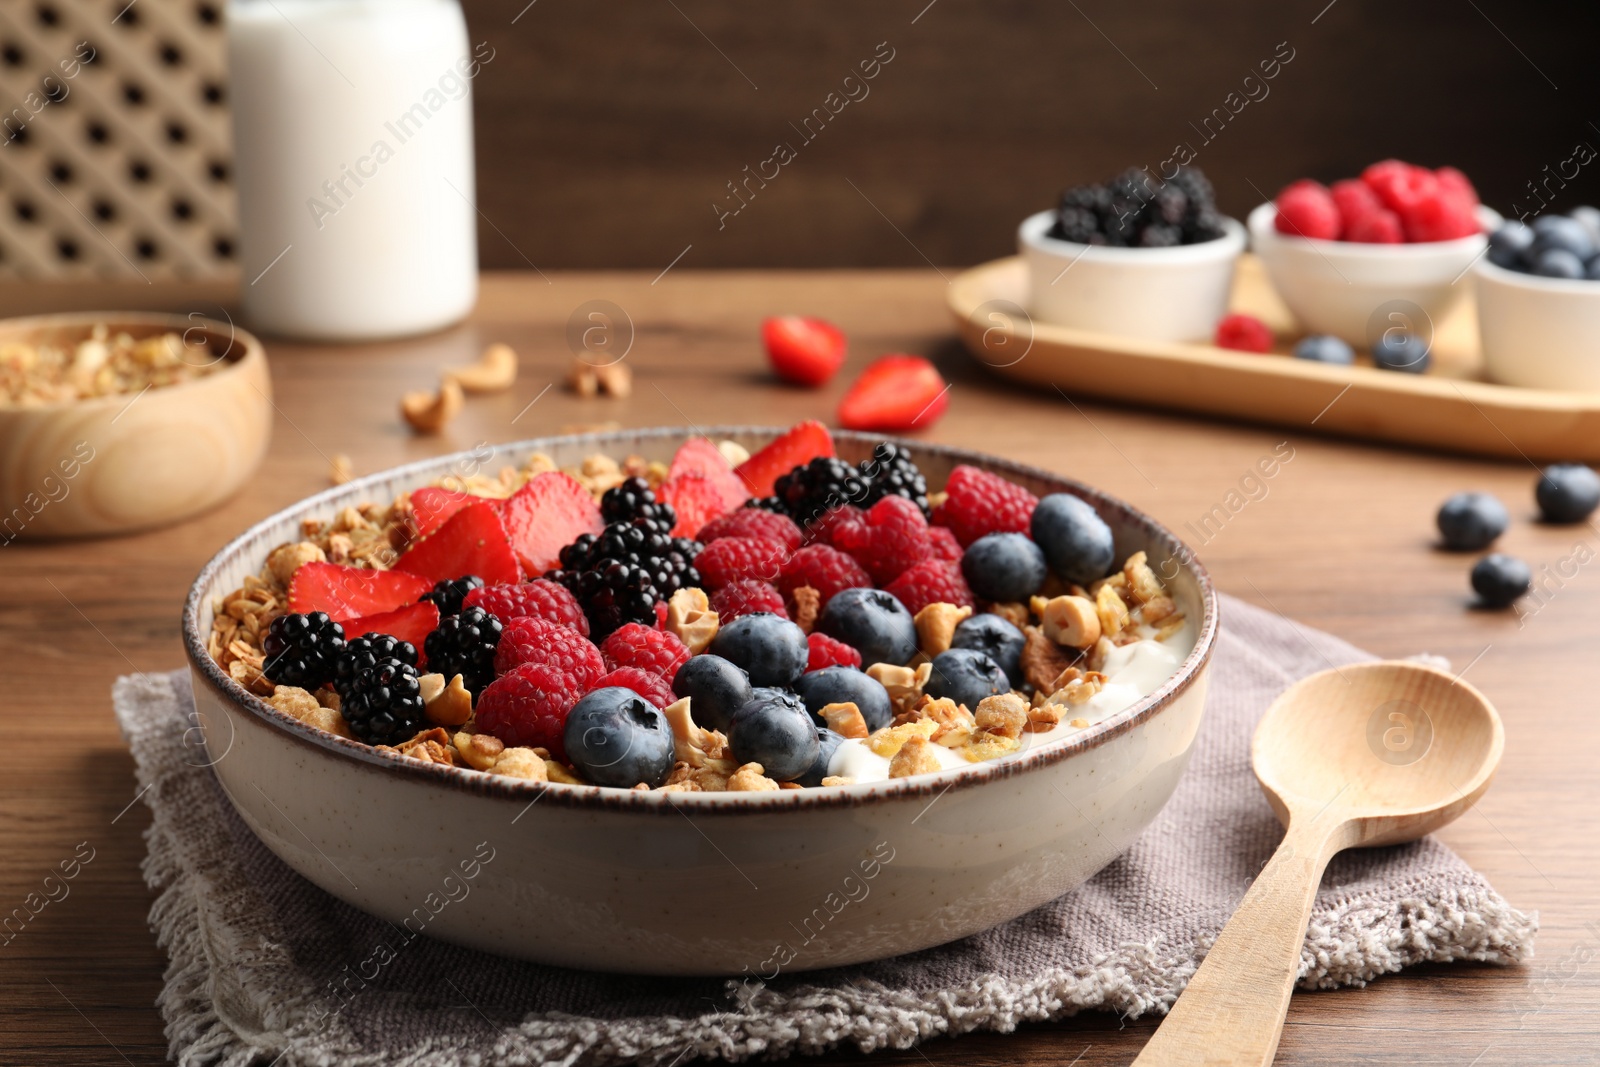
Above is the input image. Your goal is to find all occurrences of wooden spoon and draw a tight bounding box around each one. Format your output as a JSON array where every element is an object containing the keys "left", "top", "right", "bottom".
[{"left": 1132, "top": 660, "right": 1504, "bottom": 1067}]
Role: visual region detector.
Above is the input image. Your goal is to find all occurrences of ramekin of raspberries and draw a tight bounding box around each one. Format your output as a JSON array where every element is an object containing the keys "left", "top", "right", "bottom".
[{"left": 1270, "top": 161, "right": 1484, "bottom": 244}]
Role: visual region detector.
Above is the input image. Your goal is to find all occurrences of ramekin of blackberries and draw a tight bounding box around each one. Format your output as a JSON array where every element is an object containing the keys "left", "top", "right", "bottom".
[
  {"left": 1018, "top": 165, "right": 1246, "bottom": 342},
  {"left": 1474, "top": 207, "right": 1600, "bottom": 391}
]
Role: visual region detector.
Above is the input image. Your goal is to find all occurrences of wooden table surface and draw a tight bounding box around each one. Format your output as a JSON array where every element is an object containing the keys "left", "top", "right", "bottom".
[{"left": 3, "top": 272, "right": 1595, "bottom": 1066}]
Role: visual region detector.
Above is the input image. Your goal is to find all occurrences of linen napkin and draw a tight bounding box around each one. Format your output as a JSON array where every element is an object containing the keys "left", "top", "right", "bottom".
[{"left": 115, "top": 594, "right": 1536, "bottom": 1067}]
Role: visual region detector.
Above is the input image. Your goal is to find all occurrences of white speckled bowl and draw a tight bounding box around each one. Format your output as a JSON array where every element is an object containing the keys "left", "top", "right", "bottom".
[{"left": 182, "top": 428, "right": 1217, "bottom": 975}]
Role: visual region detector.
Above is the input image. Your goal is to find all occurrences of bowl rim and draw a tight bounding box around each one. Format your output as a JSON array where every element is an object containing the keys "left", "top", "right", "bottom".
[
  {"left": 0, "top": 310, "right": 262, "bottom": 415},
  {"left": 182, "top": 427, "right": 1218, "bottom": 815},
  {"left": 1473, "top": 253, "right": 1600, "bottom": 296},
  {"left": 1018, "top": 209, "right": 1246, "bottom": 264},
  {"left": 1246, "top": 201, "right": 1495, "bottom": 258}
]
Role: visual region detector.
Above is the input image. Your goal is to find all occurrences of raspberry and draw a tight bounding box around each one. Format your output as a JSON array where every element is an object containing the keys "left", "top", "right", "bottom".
[
  {"left": 593, "top": 666, "right": 675, "bottom": 708},
  {"left": 1344, "top": 206, "right": 1403, "bottom": 243},
  {"left": 808, "top": 504, "right": 866, "bottom": 548},
  {"left": 600, "top": 623, "right": 691, "bottom": 682},
  {"left": 1435, "top": 166, "right": 1479, "bottom": 211},
  {"left": 710, "top": 579, "right": 788, "bottom": 622},
  {"left": 493, "top": 616, "right": 605, "bottom": 688},
  {"left": 475, "top": 662, "right": 582, "bottom": 759},
  {"left": 884, "top": 559, "right": 974, "bottom": 616},
  {"left": 929, "top": 525, "right": 963, "bottom": 562},
  {"left": 1401, "top": 194, "right": 1479, "bottom": 243},
  {"left": 1329, "top": 179, "right": 1400, "bottom": 244},
  {"left": 694, "top": 536, "right": 789, "bottom": 589},
  {"left": 1214, "top": 313, "right": 1273, "bottom": 353},
  {"left": 462, "top": 578, "right": 588, "bottom": 635},
  {"left": 830, "top": 495, "right": 931, "bottom": 585},
  {"left": 807, "top": 632, "right": 861, "bottom": 671},
  {"left": 697, "top": 508, "right": 804, "bottom": 552},
  {"left": 776, "top": 544, "right": 872, "bottom": 609},
  {"left": 1274, "top": 179, "right": 1340, "bottom": 240},
  {"left": 1362, "top": 160, "right": 1436, "bottom": 216},
  {"left": 930, "top": 465, "right": 1038, "bottom": 548}
]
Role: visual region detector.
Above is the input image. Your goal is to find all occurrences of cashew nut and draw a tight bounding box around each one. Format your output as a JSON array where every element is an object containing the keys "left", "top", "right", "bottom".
[
  {"left": 447, "top": 342, "right": 518, "bottom": 394},
  {"left": 401, "top": 378, "right": 463, "bottom": 434}
]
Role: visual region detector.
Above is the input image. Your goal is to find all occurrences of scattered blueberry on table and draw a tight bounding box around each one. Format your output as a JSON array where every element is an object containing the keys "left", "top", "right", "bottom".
[
  {"left": 1535, "top": 463, "right": 1600, "bottom": 524},
  {"left": 1371, "top": 330, "right": 1431, "bottom": 373},
  {"left": 1470, "top": 554, "right": 1532, "bottom": 609},
  {"left": 1436, "top": 492, "right": 1509, "bottom": 551},
  {"left": 1292, "top": 335, "right": 1355, "bottom": 365}
]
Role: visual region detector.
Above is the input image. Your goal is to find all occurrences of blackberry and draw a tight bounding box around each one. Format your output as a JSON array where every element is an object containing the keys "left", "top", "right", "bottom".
[
  {"left": 773, "top": 456, "right": 871, "bottom": 526},
  {"left": 420, "top": 574, "right": 483, "bottom": 617},
  {"left": 746, "top": 496, "right": 786, "bottom": 514},
  {"left": 550, "top": 518, "right": 701, "bottom": 637},
  {"left": 423, "top": 606, "right": 503, "bottom": 696},
  {"left": 331, "top": 633, "right": 418, "bottom": 697},
  {"left": 1047, "top": 205, "right": 1101, "bottom": 244},
  {"left": 1048, "top": 165, "right": 1222, "bottom": 249},
  {"left": 600, "top": 476, "right": 676, "bottom": 531},
  {"left": 262, "top": 612, "right": 345, "bottom": 691},
  {"left": 340, "top": 658, "right": 425, "bottom": 746},
  {"left": 857, "top": 442, "right": 930, "bottom": 517}
]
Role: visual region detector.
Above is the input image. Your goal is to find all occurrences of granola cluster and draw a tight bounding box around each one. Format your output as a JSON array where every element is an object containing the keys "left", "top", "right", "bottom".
[{"left": 0, "top": 326, "right": 223, "bottom": 407}]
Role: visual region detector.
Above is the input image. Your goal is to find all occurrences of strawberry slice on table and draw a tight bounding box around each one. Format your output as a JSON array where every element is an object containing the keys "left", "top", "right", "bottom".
[
  {"left": 668, "top": 437, "right": 750, "bottom": 512},
  {"left": 287, "top": 562, "right": 433, "bottom": 624},
  {"left": 343, "top": 601, "right": 441, "bottom": 664},
  {"left": 837, "top": 355, "right": 949, "bottom": 432},
  {"left": 395, "top": 502, "right": 520, "bottom": 587},
  {"left": 734, "top": 419, "right": 834, "bottom": 497},
  {"left": 409, "top": 487, "right": 486, "bottom": 538},
  {"left": 762, "top": 315, "right": 847, "bottom": 387},
  {"left": 657, "top": 472, "right": 725, "bottom": 539},
  {"left": 499, "top": 471, "right": 604, "bottom": 577}
]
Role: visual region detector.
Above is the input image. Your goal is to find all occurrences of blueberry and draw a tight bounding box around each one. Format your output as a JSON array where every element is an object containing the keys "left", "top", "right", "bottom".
[
  {"left": 727, "top": 689, "right": 819, "bottom": 781},
  {"left": 924, "top": 648, "right": 1010, "bottom": 710},
  {"left": 1292, "top": 334, "right": 1355, "bottom": 365},
  {"left": 1570, "top": 206, "right": 1600, "bottom": 245},
  {"left": 1532, "top": 248, "right": 1586, "bottom": 279},
  {"left": 1030, "top": 493, "right": 1115, "bottom": 585},
  {"left": 1587, "top": 255, "right": 1600, "bottom": 281},
  {"left": 797, "top": 727, "right": 847, "bottom": 787},
  {"left": 1487, "top": 220, "right": 1535, "bottom": 270},
  {"left": 960, "top": 532, "right": 1048, "bottom": 602},
  {"left": 950, "top": 612, "right": 1027, "bottom": 688},
  {"left": 671, "top": 654, "right": 753, "bottom": 733},
  {"left": 708, "top": 612, "right": 809, "bottom": 688},
  {"left": 816, "top": 587, "right": 917, "bottom": 667},
  {"left": 1470, "top": 553, "right": 1531, "bottom": 609},
  {"left": 1435, "top": 491, "right": 1508, "bottom": 551},
  {"left": 563, "top": 687, "right": 675, "bottom": 789},
  {"left": 1531, "top": 214, "right": 1596, "bottom": 262},
  {"left": 794, "top": 665, "right": 893, "bottom": 731},
  {"left": 1371, "top": 330, "right": 1430, "bottom": 373},
  {"left": 1535, "top": 462, "right": 1600, "bottom": 523}
]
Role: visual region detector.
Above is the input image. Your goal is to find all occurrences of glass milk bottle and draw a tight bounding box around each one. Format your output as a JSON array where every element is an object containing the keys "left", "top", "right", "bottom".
[{"left": 228, "top": 0, "right": 481, "bottom": 340}]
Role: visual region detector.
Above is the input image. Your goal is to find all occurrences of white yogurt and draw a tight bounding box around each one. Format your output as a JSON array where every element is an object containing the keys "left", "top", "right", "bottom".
[{"left": 832, "top": 621, "right": 1196, "bottom": 783}]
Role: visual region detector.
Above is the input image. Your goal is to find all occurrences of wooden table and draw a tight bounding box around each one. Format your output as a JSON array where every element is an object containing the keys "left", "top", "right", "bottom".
[{"left": 3, "top": 272, "right": 1595, "bottom": 1066}]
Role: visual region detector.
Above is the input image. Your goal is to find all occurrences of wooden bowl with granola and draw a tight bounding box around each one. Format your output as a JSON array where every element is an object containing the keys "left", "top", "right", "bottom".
[
  {"left": 0, "top": 312, "right": 270, "bottom": 540},
  {"left": 181, "top": 427, "right": 1217, "bottom": 974}
]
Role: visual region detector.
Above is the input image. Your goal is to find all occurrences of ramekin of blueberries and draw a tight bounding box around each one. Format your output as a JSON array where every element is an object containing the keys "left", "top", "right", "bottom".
[
  {"left": 1474, "top": 207, "right": 1600, "bottom": 391},
  {"left": 1436, "top": 462, "right": 1600, "bottom": 609}
]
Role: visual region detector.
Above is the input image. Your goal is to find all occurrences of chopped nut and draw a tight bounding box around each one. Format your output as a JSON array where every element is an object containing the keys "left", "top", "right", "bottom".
[
  {"left": 665, "top": 588, "right": 719, "bottom": 654},
  {"left": 395, "top": 727, "right": 456, "bottom": 766},
  {"left": 1020, "top": 625, "right": 1078, "bottom": 692},
  {"left": 958, "top": 731, "right": 1021, "bottom": 762},
  {"left": 820, "top": 775, "right": 855, "bottom": 787},
  {"left": 989, "top": 601, "right": 1031, "bottom": 629},
  {"left": 267, "top": 685, "right": 321, "bottom": 719},
  {"left": 1040, "top": 595, "right": 1101, "bottom": 650},
  {"left": 1025, "top": 701, "right": 1063, "bottom": 732},
  {"left": 424, "top": 674, "right": 473, "bottom": 726},
  {"left": 545, "top": 760, "right": 586, "bottom": 785},
  {"left": 1048, "top": 669, "right": 1107, "bottom": 706},
  {"left": 974, "top": 693, "right": 1029, "bottom": 740},
  {"left": 791, "top": 586, "right": 821, "bottom": 634},
  {"left": 1123, "top": 551, "right": 1166, "bottom": 604},
  {"left": 400, "top": 378, "right": 464, "bottom": 435},
  {"left": 926, "top": 491, "right": 948, "bottom": 509},
  {"left": 888, "top": 737, "right": 941, "bottom": 778},
  {"left": 868, "top": 661, "right": 934, "bottom": 716},
  {"left": 567, "top": 360, "right": 599, "bottom": 397},
  {"left": 663, "top": 697, "right": 729, "bottom": 767},
  {"left": 717, "top": 440, "right": 750, "bottom": 467},
  {"left": 920, "top": 697, "right": 975, "bottom": 742},
  {"left": 1095, "top": 583, "right": 1130, "bottom": 639},
  {"left": 329, "top": 453, "right": 354, "bottom": 486},
  {"left": 657, "top": 780, "right": 701, "bottom": 793},
  {"left": 453, "top": 731, "right": 505, "bottom": 771},
  {"left": 1086, "top": 636, "right": 1116, "bottom": 673},
  {"left": 418, "top": 672, "right": 445, "bottom": 704},
  {"left": 447, "top": 342, "right": 518, "bottom": 394},
  {"left": 266, "top": 541, "right": 326, "bottom": 588},
  {"left": 1070, "top": 717, "right": 1091, "bottom": 729},
  {"left": 866, "top": 717, "right": 939, "bottom": 758},
  {"left": 1029, "top": 595, "right": 1051, "bottom": 620},
  {"left": 493, "top": 747, "right": 548, "bottom": 780},
  {"left": 728, "top": 763, "right": 780, "bottom": 791},
  {"left": 1155, "top": 613, "right": 1188, "bottom": 641},
  {"left": 914, "top": 602, "right": 972, "bottom": 657},
  {"left": 819, "top": 702, "right": 869, "bottom": 739},
  {"left": 1141, "top": 594, "right": 1178, "bottom": 624},
  {"left": 594, "top": 362, "right": 632, "bottom": 397}
]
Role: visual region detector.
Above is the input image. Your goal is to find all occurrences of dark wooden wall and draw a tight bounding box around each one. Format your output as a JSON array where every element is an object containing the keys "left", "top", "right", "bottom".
[{"left": 465, "top": 0, "right": 1600, "bottom": 270}]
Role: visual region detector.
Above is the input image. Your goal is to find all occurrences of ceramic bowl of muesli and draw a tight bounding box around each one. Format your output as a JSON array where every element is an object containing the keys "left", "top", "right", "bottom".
[{"left": 183, "top": 424, "right": 1217, "bottom": 975}]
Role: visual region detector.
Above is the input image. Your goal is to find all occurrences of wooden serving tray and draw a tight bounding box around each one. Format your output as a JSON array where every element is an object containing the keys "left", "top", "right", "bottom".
[{"left": 949, "top": 254, "right": 1600, "bottom": 462}]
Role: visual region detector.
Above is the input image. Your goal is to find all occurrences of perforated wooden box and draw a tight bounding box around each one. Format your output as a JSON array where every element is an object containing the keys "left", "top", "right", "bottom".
[{"left": 0, "top": 0, "right": 235, "bottom": 280}]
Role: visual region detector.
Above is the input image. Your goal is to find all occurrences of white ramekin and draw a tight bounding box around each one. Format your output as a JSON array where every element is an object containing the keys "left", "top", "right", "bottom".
[{"left": 1475, "top": 258, "right": 1600, "bottom": 390}]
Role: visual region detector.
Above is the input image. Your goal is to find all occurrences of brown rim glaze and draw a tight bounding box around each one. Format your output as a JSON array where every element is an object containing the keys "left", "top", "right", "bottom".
[{"left": 182, "top": 428, "right": 1218, "bottom": 815}]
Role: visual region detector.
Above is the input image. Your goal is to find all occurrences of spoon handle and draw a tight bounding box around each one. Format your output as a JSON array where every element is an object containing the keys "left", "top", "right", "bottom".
[{"left": 1131, "top": 818, "right": 1352, "bottom": 1067}]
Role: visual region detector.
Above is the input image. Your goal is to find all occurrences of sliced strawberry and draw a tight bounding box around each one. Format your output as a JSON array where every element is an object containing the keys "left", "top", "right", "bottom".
[
  {"left": 395, "top": 502, "right": 520, "bottom": 586},
  {"left": 837, "top": 355, "right": 949, "bottom": 432},
  {"left": 668, "top": 437, "right": 750, "bottom": 512},
  {"left": 762, "top": 315, "right": 847, "bottom": 387},
  {"left": 344, "top": 601, "right": 441, "bottom": 665},
  {"left": 409, "top": 487, "right": 484, "bottom": 538},
  {"left": 287, "top": 561, "right": 433, "bottom": 624},
  {"left": 658, "top": 473, "right": 725, "bottom": 539},
  {"left": 735, "top": 419, "right": 835, "bottom": 497},
  {"left": 499, "top": 472, "right": 604, "bottom": 577}
]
